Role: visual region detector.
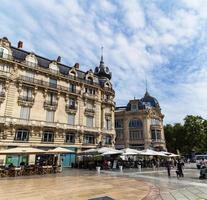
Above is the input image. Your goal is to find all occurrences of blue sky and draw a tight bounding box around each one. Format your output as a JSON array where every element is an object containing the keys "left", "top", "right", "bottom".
[{"left": 1, "top": 0, "right": 207, "bottom": 123}]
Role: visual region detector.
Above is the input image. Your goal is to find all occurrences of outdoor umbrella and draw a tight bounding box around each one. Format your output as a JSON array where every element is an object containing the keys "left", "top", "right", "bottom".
[
  {"left": 78, "top": 148, "right": 98, "bottom": 155},
  {"left": 97, "top": 147, "right": 115, "bottom": 154},
  {"left": 122, "top": 148, "right": 143, "bottom": 155},
  {"left": 140, "top": 149, "right": 160, "bottom": 156},
  {"left": 101, "top": 149, "right": 123, "bottom": 156},
  {"left": 0, "top": 147, "right": 46, "bottom": 155},
  {"left": 47, "top": 147, "right": 75, "bottom": 154},
  {"left": 168, "top": 153, "right": 180, "bottom": 157}
]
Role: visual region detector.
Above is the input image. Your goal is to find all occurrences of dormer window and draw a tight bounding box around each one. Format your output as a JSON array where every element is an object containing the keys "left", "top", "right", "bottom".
[
  {"left": 0, "top": 47, "right": 10, "bottom": 59},
  {"left": 25, "top": 53, "right": 38, "bottom": 67},
  {"left": 88, "top": 77, "right": 93, "bottom": 84},
  {"left": 131, "top": 104, "right": 138, "bottom": 112},
  {"left": 49, "top": 61, "right": 59, "bottom": 73}
]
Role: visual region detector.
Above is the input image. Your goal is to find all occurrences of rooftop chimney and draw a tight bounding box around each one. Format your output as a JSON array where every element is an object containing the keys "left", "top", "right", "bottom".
[
  {"left": 57, "top": 56, "right": 61, "bottom": 63},
  {"left": 74, "top": 63, "right": 80, "bottom": 69},
  {"left": 18, "top": 41, "right": 23, "bottom": 49}
]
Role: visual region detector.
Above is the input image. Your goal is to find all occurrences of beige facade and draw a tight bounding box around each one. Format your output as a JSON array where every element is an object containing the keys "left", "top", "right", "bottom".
[
  {"left": 0, "top": 37, "right": 115, "bottom": 164},
  {"left": 115, "top": 91, "right": 166, "bottom": 151}
]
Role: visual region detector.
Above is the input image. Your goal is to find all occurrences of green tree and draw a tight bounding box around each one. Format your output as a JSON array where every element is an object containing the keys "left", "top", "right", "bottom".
[{"left": 183, "top": 115, "right": 205, "bottom": 153}]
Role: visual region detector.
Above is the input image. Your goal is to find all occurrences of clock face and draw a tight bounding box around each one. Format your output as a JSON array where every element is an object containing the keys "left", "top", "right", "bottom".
[{"left": 105, "top": 67, "right": 110, "bottom": 74}]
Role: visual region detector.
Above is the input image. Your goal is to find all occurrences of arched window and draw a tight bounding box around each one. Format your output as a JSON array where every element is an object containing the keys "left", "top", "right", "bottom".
[{"left": 129, "top": 119, "right": 143, "bottom": 128}]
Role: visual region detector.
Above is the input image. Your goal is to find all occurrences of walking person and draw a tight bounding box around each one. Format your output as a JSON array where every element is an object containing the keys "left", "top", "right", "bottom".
[
  {"left": 166, "top": 159, "right": 171, "bottom": 177},
  {"left": 176, "top": 160, "right": 184, "bottom": 178}
]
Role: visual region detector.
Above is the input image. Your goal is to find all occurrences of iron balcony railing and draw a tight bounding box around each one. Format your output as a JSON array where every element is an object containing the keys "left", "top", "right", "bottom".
[
  {"left": 65, "top": 104, "right": 77, "bottom": 110},
  {"left": 18, "top": 95, "right": 34, "bottom": 102},
  {"left": 18, "top": 75, "right": 80, "bottom": 94},
  {"left": 44, "top": 100, "right": 58, "bottom": 106}
]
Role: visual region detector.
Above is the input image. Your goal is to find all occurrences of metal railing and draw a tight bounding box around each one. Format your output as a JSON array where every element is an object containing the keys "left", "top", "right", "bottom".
[
  {"left": 18, "top": 75, "right": 80, "bottom": 94},
  {"left": 65, "top": 104, "right": 77, "bottom": 110},
  {"left": 18, "top": 96, "right": 34, "bottom": 102},
  {"left": 44, "top": 100, "right": 58, "bottom": 106}
]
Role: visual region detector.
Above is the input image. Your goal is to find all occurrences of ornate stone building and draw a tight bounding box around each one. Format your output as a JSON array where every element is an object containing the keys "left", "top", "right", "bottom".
[
  {"left": 0, "top": 37, "right": 115, "bottom": 165},
  {"left": 115, "top": 91, "right": 166, "bottom": 151}
]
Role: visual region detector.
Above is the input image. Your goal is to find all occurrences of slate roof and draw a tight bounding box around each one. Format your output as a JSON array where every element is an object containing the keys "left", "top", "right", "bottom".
[{"left": 10, "top": 46, "right": 98, "bottom": 84}]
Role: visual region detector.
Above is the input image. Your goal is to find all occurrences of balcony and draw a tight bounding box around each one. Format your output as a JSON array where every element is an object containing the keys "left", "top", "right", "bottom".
[
  {"left": 0, "top": 70, "right": 11, "bottom": 79},
  {"left": 83, "top": 92, "right": 98, "bottom": 100},
  {"left": 18, "top": 75, "right": 80, "bottom": 95},
  {"left": 0, "top": 91, "right": 5, "bottom": 104},
  {"left": 85, "top": 108, "right": 95, "bottom": 116},
  {"left": 65, "top": 104, "right": 77, "bottom": 114},
  {"left": 150, "top": 124, "right": 162, "bottom": 129},
  {"left": 103, "top": 87, "right": 115, "bottom": 94},
  {"left": 18, "top": 95, "right": 34, "bottom": 107},
  {"left": 151, "top": 139, "right": 165, "bottom": 144},
  {"left": 44, "top": 100, "right": 58, "bottom": 111},
  {"left": 103, "top": 98, "right": 115, "bottom": 106}
]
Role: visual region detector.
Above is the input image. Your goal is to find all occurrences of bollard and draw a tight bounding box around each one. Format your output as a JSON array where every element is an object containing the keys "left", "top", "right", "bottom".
[
  {"left": 138, "top": 164, "right": 141, "bottom": 172},
  {"left": 96, "top": 166, "right": 101, "bottom": 174}
]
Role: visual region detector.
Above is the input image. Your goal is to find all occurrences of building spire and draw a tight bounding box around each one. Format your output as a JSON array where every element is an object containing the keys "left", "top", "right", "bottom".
[
  {"left": 145, "top": 78, "right": 149, "bottom": 96},
  {"left": 100, "top": 46, "right": 104, "bottom": 64},
  {"left": 145, "top": 78, "right": 148, "bottom": 93}
]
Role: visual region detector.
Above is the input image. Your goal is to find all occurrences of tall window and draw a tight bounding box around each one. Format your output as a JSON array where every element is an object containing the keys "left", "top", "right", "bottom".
[
  {"left": 42, "top": 131, "right": 54, "bottom": 142},
  {"left": 86, "top": 116, "right": 93, "bottom": 128},
  {"left": 22, "top": 87, "right": 32, "bottom": 100},
  {"left": 151, "top": 130, "right": 161, "bottom": 141},
  {"left": 129, "top": 119, "right": 143, "bottom": 128},
  {"left": 105, "top": 135, "right": 112, "bottom": 145},
  {"left": 69, "top": 83, "right": 76, "bottom": 93},
  {"left": 115, "top": 119, "right": 123, "bottom": 128},
  {"left": 68, "top": 114, "right": 75, "bottom": 125},
  {"left": 105, "top": 118, "right": 112, "bottom": 130},
  {"left": 129, "top": 130, "right": 144, "bottom": 140},
  {"left": 46, "top": 110, "right": 54, "bottom": 122},
  {"left": 84, "top": 134, "right": 95, "bottom": 144},
  {"left": 68, "top": 98, "right": 76, "bottom": 108},
  {"left": 20, "top": 106, "right": 30, "bottom": 120},
  {"left": 116, "top": 129, "right": 124, "bottom": 140},
  {"left": 15, "top": 129, "right": 29, "bottom": 141},
  {"left": 131, "top": 104, "right": 138, "bottom": 111},
  {"left": 47, "top": 92, "right": 56, "bottom": 105},
  {"left": 49, "top": 78, "right": 57, "bottom": 88},
  {"left": 65, "top": 133, "right": 75, "bottom": 143}
]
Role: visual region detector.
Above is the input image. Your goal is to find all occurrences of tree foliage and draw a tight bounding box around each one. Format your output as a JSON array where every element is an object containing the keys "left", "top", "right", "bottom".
[{"left": 164, "top": 115, "right": 207, "bottom": 154}]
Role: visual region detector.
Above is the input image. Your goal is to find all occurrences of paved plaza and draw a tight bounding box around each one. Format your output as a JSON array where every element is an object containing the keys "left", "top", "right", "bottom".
[
  {"left": 0, "top": 169, "right": 154, "bottom": 200},
  {"left": 102, "top": 166, "right": 207, "bottom": 200},
  {"left": 0, "top": 167, "right": 207, "bottom": 200}
]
